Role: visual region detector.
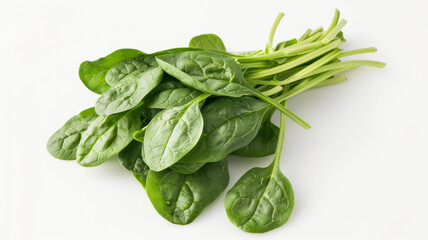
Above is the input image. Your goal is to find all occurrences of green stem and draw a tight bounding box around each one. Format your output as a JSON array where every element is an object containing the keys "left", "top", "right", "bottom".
[
  {"left": 252, "top": 89, "right": 311, "bottom": 129},
  {"left": 272, "top": 86, "right": 288, "bottom": 168},
  {"left": 321, "top": 19, "right": 347, "bottom": 44},
  {"left": 238, "top": 61, "right": 270, "bottom": 69},
  {"left": 283, "top": 49, "right": 342, "bottom": 84},
  {"left": 298, "top": 28, "right": 312, "bottom": 42},
  {"left": 338, "top": 47, "right": 377, "bottom": 57},
  {"left": 260, "top": 85, "right": 284, "bottom": 96},
  {"left": 321, "top": 9, "right": 340, "bottom": 39},
  {"left": 276, "top": 67, "right": 354, "bottom": 101},
  {"left": 246, "top": 39, "right": 342, "bottom": 79},
  {"left": 266, "top": 12, "right": 285, "bottom": 53},
  {"left": 289, "top": 60, "right": 386, "bottom": 81},
  {"left": 248, "top": 79, "right": 281, "bottom": 86},
  {"left": 296, "top": 32, "right": 323, "bottom": 45},
  {"left": 309, "top": 27, "right": 324, "bottom": 37},
  {"left": 314, "top": 76, "right": 347, "bottom": 88}
]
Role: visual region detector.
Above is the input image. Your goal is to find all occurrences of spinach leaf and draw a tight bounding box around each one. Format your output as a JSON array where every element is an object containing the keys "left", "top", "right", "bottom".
[
  {"left": 189, "top": 34, "right": 226, "bottom": 52},
  {"left": 225, "top": 95, "right": 294, "bottom": 233},
  {"left": 224, "top": 163, "right": 294, "bottom": 233},
  {"left": 118, "top": 140, "right": 148, "bottom": 175},
  {"left": 178, "top": 97, "right": 269, "bottom": 164},
  {"left": 143, "top": 94, "right": 209, "bottom": 171},
  {"left": 95, "top": 67, "right": 163, "bottom": 115},
  {"left": 77, "top": 107, "right": 142, "bottom": 167},
  {"left": 145, "top": 84, "right": 201, "bottom": 109},
  {"left": 134, "top": 172, "right": 149, "bottom": 189},
  {"left": 47, "top": 107, "right": 98, "bottom": 160},
  {"left": 79, "top": 49, "right": 144, "bottom": 94},
  {"left": 119, "top": 140, "right": 150, "bottom": 188},
  {"left": 155, "top": 50, "right": 253, "bottom": 97},
  {"left": 105, "top": 55, "right": 158, "bottom": 86},
  {"left": 156, "top": 50, "right": 310, "bottom": 129},
  {"left": 170, "top": 162, "right": 206, "bottom": 175},
  {"left": 232, "top": 110, "right": 279, "bottom": 158},
  {"left": 146, "top": 160, "right": 229, "bottom": 224}
]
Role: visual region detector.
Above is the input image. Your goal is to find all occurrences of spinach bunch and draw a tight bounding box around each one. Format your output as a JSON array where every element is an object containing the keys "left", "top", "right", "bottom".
[{"left": 47, "top": 9, "right": 385, "bottom": 233}]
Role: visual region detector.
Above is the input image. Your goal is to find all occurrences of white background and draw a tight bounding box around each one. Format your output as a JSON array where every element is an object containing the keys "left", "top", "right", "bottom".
[{"left": 1, "top": 0, "right": 427, "bottom": 239}]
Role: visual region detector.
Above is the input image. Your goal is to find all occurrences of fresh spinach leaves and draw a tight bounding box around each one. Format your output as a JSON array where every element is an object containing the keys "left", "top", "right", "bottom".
[
  {"left": 189, "top": 34, "right": 226, "bottom": 52},
  {"left": 79, "top": 49, "right": 144, "bottom": 94},
  {"left": 145, "top": 160, "right": 229, "bottom": 224},
  {"left": 47, "top": 107, "right": 98, "bottom": 160},
  {"left": 47, "top": 9, "right": 384, "bottom": 233}
]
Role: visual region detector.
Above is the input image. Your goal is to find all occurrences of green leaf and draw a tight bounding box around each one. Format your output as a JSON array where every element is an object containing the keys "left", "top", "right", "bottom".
[
  {"left": 225, "top": 87, "right": 294, "bottom": 233},
  {"left": 224, "top": 163, "right": 294, "bottom": 233},
  {"left": 179, "top": 97, "right": 269, "bottom": 163},
  {"left": 105, "top": 55, "right": 158, "bottom": 86},
  {"left": 146, "top": 160, "right": 229, "bottom": 224},
  {"left": 155, "top": 50, "right": 253, "bottom": 97},
  {"left": 143, "top": 94, "right": 209, "bottom": 171},
  {"left": 134, "top": 172, "right": 149, "bottom": 189},
  {"left": 47, "top": 107, "right": 98, "bottom": 160},
  {"left": 170, "top": 162, "right": 206, "bottom": 175},
  {"left": 76, "top": 107, "right": 142, "bottom": 167},
  {"left": 95, "top": 67, "right": 163, "bottom": 115},
  {"left": 79, "top": 49, "right": 144, "bottom": 94},
  {"left": 232, "top": 111, "right": 279, "bottom": 158},
  {"left": 145, "top": 81, "right": 201, "bottom": 109},
  {"left": 189, "top": 34, "right": 226, "bottom": 52},
  {"left": 118, "top": 140, "right": 149, "bottom": 175}
]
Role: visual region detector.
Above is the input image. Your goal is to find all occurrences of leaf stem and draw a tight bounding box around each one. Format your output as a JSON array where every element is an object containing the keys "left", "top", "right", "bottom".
[
  {"left": 246, "top": 39, "right": 342, "bottom": 79},
  {"left": 272, "top": 86, "right": 288, "bottom": 168},
  {"left": 252, "top": 90, "right": 311, "bottom": 129},
  {"left": 266, "top": 13, "right": 285, "bottom": 53}
]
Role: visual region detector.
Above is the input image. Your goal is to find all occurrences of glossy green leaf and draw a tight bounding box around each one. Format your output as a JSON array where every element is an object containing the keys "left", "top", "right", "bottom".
[
  {"left": 120, "top": 140, "right": 150, "bottom": 189},
  {"left": 143, "top": 94, "right": 208, "bottom": 171},
  {"left": 47, "top": 107, "right": 98, "bottom": 160},
  {"left": 146, "top": 84, "right": 201, "bottom": 109},
  {"left": 134, "top": 172, "right": 149, "bottom": 189},
  {"left": 95, "top": 67, "right": 163, "bottom": 115},
  {"left": 232, "top": 111, "right": 279, "bottom": 158},
  {"left": 146, "top": 160, "right": 229, "bottom": 224},
  {"left": 170, "top": 162, "right": 206, "bottom": 175},
  {"left": 189, "top": 34, "right": 226, "bottom": 52},
  {"left": 156, "top": 50, "right": 253, "bottom": 97},
  {"left": 179, "top": 97, "right": 269, "bottom": 163},
  {"left": 224, "top": 163, "right": 294, "bottom": 233},
  {"left": 77, "top": 107, "right": 142, "bottom": 167},
  {"left": 105, "top": 55, "right": 158, "bottom": 86},
  {"left": 79, "top": 49, "right": 144, "bottom": 94},
  {"left": 226, "top": 88, "right": 294, "bottom": 233},
  {"left": 118, "top": 140, "right": 148, "bottom": 175}
]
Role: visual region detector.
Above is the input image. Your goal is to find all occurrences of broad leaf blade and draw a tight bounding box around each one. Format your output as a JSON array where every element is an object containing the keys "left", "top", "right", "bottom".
[
  {"left": 225, "top": 165, "right": 294, "bottom": 233},
  {"left": 144, "top": 99, "right": 204, "bottom": 171},
  {"left": 146, "top": 87, "right": 201, "bottom": 109},
  {"left": 47, "top": 107, "right": 98, "bottom": 160},
  {"left": 146, "top": 160, "right": 229, "bottom": 224},
  {"left": 77, "top": 108, "right": 142, "bottom": 167},
  {"left": 189, "top": 34, "right": 226, "bottom": 52},
  {"left": 170, "top": 162, "right": 206, "bottom": 174},
  {"left": 95, "top": 67, "right": 163, "bottom": 115},
  {"left": 156, "top": 51, "right": 253, "bottom": 97},
  {"left": 118, "top": 140, "right": 149, "bottom": 175},
  {"left": 179, "top": 97, "right": 269, "bottom": 163},
  {"left": 105, "top": 55, "right": 158, "bottom": 86},
  {"left": 79, "top": 49, "right": 144, "bottom": 94},
  {"left": 232, "top": 113, "right": 279, "bottom": 158}
]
